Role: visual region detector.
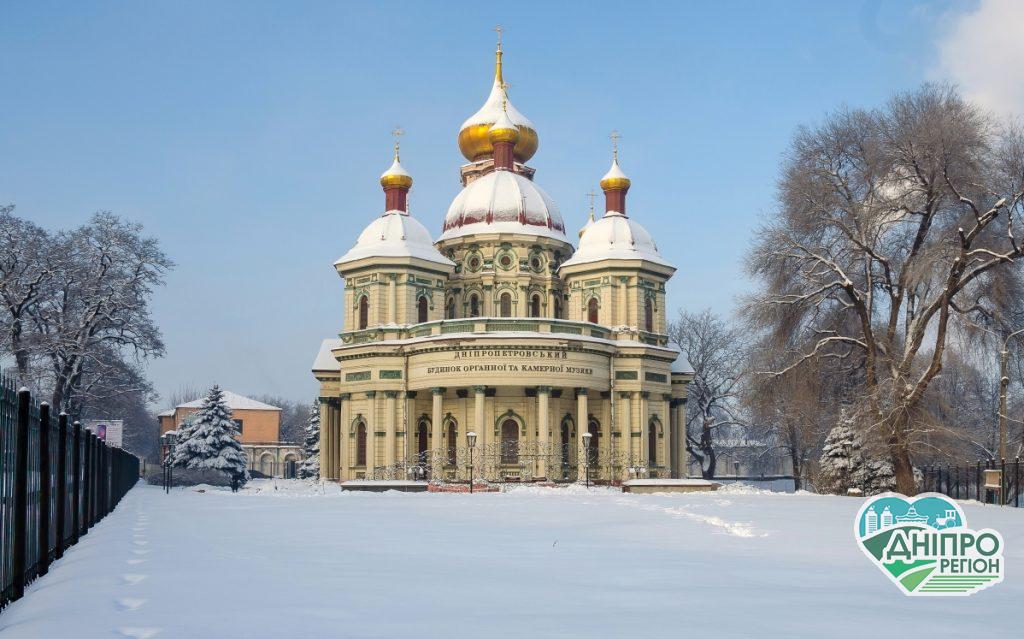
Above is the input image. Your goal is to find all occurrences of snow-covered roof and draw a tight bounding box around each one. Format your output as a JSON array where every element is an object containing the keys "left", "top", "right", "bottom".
[
  {"left": 312, "top": 338, "right": 343, "bottom": 372},
  {"left": 335, "top": 211, "right": 454, "bottom": 267},
  {"left": 439, "top": 170, "right": 567, "bottom": 242},
  {"left": 490, "top": 108, "right": 517, "bottom": 135},
  {"left": 176, "top": 391, "right": 281, "bottom": 412},
  {"left": 560, "top": 211, "right": 672, "bottom": 269},
  {"left": 671, "top": 352, "right": 694, "bottom": 374},
  {"left": 460, "top": 78, "right": 535, "bottom": 135},
  {"left": 156, "top": 408, "right": 175, "bottom": 418}
]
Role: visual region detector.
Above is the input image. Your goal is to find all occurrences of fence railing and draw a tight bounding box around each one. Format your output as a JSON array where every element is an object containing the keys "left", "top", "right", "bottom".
[
  {"left": 921, "top": 458, "right": 1023, "bottom": 507},
  {"left": 0, "top": 376, "right": 139, "bottom": 612}
]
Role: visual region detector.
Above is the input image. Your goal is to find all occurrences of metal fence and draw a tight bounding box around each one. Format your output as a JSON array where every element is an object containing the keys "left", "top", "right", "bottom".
[
  {"left": 921, "top": 458, "right": 1023, "bottom": 507},
  {"left": 0, "top": 375, "right": 139, "bottom": 612}
]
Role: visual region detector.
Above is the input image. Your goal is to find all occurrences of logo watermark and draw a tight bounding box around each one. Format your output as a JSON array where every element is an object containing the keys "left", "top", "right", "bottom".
[{"left": 854, "top": 493, "right": 1005, "bottom": 596}]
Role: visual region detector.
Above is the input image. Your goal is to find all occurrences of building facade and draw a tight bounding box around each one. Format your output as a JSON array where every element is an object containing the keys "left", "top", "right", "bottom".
[
  {"left": 158, "top": 390, "right": 303, "bottom": 478},
  {"left": 312, "top": 42, "right": 694, "bottom": 484}
]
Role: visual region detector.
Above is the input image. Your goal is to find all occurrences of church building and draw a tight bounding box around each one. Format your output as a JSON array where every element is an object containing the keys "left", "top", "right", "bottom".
[{"left": 312, "top": 40, "right": 693, "bottom": 484}]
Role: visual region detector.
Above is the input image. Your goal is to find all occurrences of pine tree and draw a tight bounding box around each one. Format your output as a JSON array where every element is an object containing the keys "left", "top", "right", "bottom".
[
  {"left": 171, "top": 385, "right": 248, "bottom": 484},
  {"left": 817, "top": 411, "right": 864, "bottom": 495},
  {"left": 298, "top": 402, "right": 320, "bottom": 480},
  {"left": 168, "top": 414, "right": 197, "bottom": 467}
]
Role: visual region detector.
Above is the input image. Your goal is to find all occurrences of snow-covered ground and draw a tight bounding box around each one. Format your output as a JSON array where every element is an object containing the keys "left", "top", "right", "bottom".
[{"left": 1, "top": 480, "right": 1022, "bottom": 638}]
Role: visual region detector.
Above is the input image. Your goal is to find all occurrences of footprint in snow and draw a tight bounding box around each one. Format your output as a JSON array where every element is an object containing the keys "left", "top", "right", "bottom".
[
  {"left": 131, "top": 549, "right": 150, "bottom": 556},
  {"left": 116, "top": 598, "right": 147, "bottom": 611},
  {"left": 132, "top": 540, "right": 148, "bottom": 546},
  {"left": 116, "top": 627, "right": 161, "bottom": 639},
  {"left": 121, "top": 574, "right": 147, "bottom": 585},
  {"left": 125, "top": 559, "right": 147, "bottom": 566}
]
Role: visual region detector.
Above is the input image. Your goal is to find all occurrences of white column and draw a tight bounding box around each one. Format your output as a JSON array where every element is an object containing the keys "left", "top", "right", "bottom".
[
  {"left": 366, "top": 392, "right": 377, "bottom": 476},
  {"left": 675, "top": 399, "right": 687, "bottom": 478},
  {"left": 319, "top": 400, "right": 332, "bottom": 480},
  {"left": 620, "top": 392, "right": 632, "bottom": 470},
  {"left": 404, "top": 392, "right": 416, "bottom": 467},
  {"left": 640, "top": 392, "right": 650, "bottom": 471},
  {"left": 537, "top": 387, "right": 550, "bottom": 479},
  {"left": 389, "top": 274, "right": 397, "bottom": 324},
  {"left": 662, "top": 395, "right": 672, "bottom": 478},
  {"left": 385, "top": 391, "right": 397, "bottom": 469},
  {"left": 576, "top": 388, "right": 588, "bottom": 479},
  {"left": 431, "top": 388, "right": 444, "bottom": 479},
  {"left": 338, "top": 394, "right": 350, "bottom": 481}
]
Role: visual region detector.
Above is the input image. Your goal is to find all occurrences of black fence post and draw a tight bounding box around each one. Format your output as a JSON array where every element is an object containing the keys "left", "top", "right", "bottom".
[
  {"left": 38, "top": 402, "right": 51, "bottom": 577},
  {"left": 12, "top": 389, "right": 31, "bottom": 600},
  {"left": 82, "top": 429, "right": 91, "bottom": 536},
  {"left": 55, "top": 412, "right": 68, "bottom": 559},
  {"left": 71, "top": 421, "right": 81, "bottom": 543}
]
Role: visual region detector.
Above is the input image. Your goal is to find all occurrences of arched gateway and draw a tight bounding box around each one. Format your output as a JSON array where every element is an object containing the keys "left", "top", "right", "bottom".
[{"left": 312, "top": 39, "right": 694, "bottom": 484}]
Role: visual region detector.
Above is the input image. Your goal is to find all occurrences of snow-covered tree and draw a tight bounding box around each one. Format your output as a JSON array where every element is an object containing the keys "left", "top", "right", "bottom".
[
  {"left": 817, "top": 411, "right": 863, "bottom": 495},
  {"left": 171, "top": 385, "right": 248, "bottom": 483},
  {"left": 298, "top": 402, "right": 320, "bottom": 480}
]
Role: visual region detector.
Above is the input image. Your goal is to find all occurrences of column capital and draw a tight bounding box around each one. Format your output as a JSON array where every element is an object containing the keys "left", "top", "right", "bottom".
[
  {"left": 640, "top": 391, "right": 650, "bottom": 399},
  {"left": 431, "top": 387, "right": 446, "bottom": 396},
  {"left": 536, "top": 385, "right": 552, "bottom": 395},
  {"left": 365, "top": 391, "right": 377, "bottom": 398},
  {"left": 576, "top": 387, "right": 588, "bottom": 397},
  {"left": 662, "top": 393, "right": 672, "bottom": 402},
  {"left": 338, "top": 393, "right": 351, "bottom": 401},
  {"left": 618, "top": 391, "right": 631, "bottom": 399},
  {"left": 472, "top": 385, "right": 487, "bottom": 394},
  {"left": 405, "top": 391, "right": 418, "bottom": 399},
  {"left": 384, "top": 390, "right": 399, "bottom": 399}
]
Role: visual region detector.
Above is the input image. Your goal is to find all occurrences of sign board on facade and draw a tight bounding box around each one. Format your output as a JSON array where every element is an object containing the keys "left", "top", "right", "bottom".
[{"left": 83, "top": 419, "right": 124, "bottom": 448}]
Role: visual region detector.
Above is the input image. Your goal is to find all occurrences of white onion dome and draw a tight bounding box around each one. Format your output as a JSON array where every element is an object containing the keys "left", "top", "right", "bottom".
[
  {"left": 561, "top": 211, "right": 671, "bottom": 268},
  {"left": 336, "top": 211, "right": 453, "bottom": 267},
  {"left": 457, "top": 49, "right": 538, "bottom": 163},
  {"left": 379, "top": 157, "right": 412, "bottom": 190},
  {"left": 599, "top": 158, "right": 631, "bottom": 192},
  {"left": 439, "top": 171, "right": 567, "bottom": 242}
]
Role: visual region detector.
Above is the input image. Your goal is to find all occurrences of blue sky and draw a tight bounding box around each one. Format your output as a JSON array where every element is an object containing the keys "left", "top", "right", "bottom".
[{"left": 1, "top": 1, "right": 1017, "bottom": 405}]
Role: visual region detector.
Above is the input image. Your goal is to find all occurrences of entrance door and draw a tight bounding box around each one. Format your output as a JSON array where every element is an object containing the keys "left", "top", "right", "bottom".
[{"left": 501, "top": 419, "right": 519, "bottom": 464}]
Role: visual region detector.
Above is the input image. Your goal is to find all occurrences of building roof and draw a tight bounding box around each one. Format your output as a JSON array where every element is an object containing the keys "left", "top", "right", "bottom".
[
  {"left": 312, "top": 338, "right": 344, "bottom": 372},
  {"left": 175, "top": 390, "right": 281, "bottom": 412},
  {"left": 560, "top": 211, "right": 672, "bottom": 269},
  {"left": 439, "top": 170, "right": 567, "bottom": 242},
  {"left": 335, "top": 211, "right": 454, "bottom": 267},
  {"left": 671, "top": 352, "right": 695, "bottom": 374}
]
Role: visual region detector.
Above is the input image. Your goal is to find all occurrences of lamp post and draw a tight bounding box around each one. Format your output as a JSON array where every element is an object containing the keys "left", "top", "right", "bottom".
[
  {"left": 467, "top": 431, "right": 477, "bottom": 494},
  {"left": 162, "top": 431, "right": 177, "bottom": 494},
  {"left": 582, "top": 431, "right": 592, "bottom": 488}
]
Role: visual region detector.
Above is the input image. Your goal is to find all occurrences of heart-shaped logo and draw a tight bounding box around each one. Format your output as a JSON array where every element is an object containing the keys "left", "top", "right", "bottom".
[{"left": 854, "top": 492, "right": 1005, "bottom": 596}]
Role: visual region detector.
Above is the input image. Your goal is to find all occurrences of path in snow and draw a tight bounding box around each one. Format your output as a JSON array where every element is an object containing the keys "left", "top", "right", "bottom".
[{"left": 0, "top": 481, "right": 1021, "bottom": 638}]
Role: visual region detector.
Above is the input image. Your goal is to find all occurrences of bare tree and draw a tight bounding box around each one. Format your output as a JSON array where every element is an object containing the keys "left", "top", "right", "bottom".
[
  {"left": 745, "top": 85, "right": 1024, "bottom": 493},
  {"left": 30, "top": 212, "right": 173, "bottom": 410},
  {"left": 669, "top": 309, "right": 748, "bottom": 479},
  {"left": 0, "top": 206, "right": 54, "bottom": 383}
]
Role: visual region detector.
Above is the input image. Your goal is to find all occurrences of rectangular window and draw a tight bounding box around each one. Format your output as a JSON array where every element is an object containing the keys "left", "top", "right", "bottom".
[{"left": 233, "top": 419, "right": 244, "bottom": 435}]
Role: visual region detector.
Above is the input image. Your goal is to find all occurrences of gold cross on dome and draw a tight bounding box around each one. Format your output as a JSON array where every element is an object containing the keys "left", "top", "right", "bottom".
[
  {"left": 494, "top": 25, "right": 503, "bottom": 50},
  {"left": 610, "top": 130, "right": 622, "bottom": 161},
  {"left": 586, "top": 190, "right": 597, "bottom": 213},
  {"left": 391, "top": 126, "right": 404, "bottom": 158}
]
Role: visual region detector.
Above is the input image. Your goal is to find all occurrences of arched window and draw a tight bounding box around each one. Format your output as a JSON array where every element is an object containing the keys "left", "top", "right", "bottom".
[
  {"left": 469, "top": 294, "right": 480, "bottom": 318},
  {"left": 357, "top": 295, "right": 369, "bottom": 330},
  {"left": 553, "top": 297, "right": 561, "bottom": 319},
  {"left": 446, "top": 419, "right": 458, "bottom": 465},
  {"left": 417, "top": 296, "right": 429, "bottom": 324},
  {"left": 648, "top": 418, "right": 659, "bottom": 467},
  {"left": 530, "top": 294, "right": 541, "bottom": 318},
  {"left": 645, "top": 297, "right": 654, "bottom": 332},
  {"left": 587, "top": 297, "right": 599, "bottom": 324},
  {"left": 355, "top": 420, "right": 367, "bottom": 466},
  {"left": 416, "top": 419, "right": 429, "bottom": 458},
  {"left": 446, "top": 297, "right": 456, "bottom": 319},
  {"left": 587, "top": 418, "right": 600, "bottom": 465},
  {"left": 500, "top": 292, "right": 512, "bottom": 317},
  {"left": 501, "top": 419, "right": 519, "bottom": 464}
]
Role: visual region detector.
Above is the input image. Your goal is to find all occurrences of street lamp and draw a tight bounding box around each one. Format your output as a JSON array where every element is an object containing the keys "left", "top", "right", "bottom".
[
  {"left": 582, "top": 431, "right": 592, "bottom": 488},
  {"left": 162, "top": 430, "right": 177, "bottom": 494},
  {"left": 467, "top": 431, "right": 477, "bottom": 494}
]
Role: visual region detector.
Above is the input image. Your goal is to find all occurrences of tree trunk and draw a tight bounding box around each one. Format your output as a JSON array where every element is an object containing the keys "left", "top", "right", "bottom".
[
  {"left": 888, "top": 416, "right": 916, "bottom": 494},
  {"left": 790, "top": 447, "right": 802, "bottom": 491}
]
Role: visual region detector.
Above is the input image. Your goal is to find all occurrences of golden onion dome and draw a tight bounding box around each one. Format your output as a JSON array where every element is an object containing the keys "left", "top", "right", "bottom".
[
  {"left": 379, "top": 155, "right": 413, "bottom": 190},
  {"left": 488, "top": 108, "right": 520, "bottom": 145},
  {"left": 457, "top": 47, "right": 538, "bottom": 163},
  {"left": 600, "top": 158, "right": 631, "bottom": 192}
]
